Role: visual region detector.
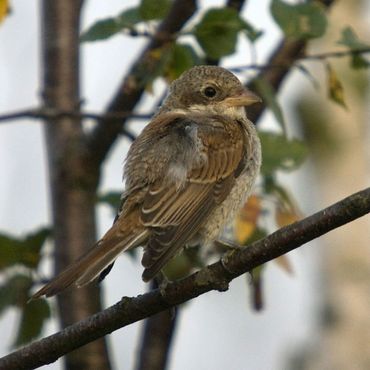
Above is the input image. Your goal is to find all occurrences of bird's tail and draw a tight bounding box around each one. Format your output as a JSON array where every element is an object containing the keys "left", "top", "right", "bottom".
[{"left": 32, "top": 212, "right": 148, "bottom": 299}]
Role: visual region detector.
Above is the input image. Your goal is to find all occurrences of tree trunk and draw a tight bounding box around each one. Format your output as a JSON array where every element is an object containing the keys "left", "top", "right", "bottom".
[{"left": 41, "top": 1, "right": 111, "bottom": 369}]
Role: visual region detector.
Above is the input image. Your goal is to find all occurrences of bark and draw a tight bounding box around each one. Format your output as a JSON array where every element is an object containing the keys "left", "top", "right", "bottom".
[{"left": 41, "top": 1, "right": 111, "bottom": 369}]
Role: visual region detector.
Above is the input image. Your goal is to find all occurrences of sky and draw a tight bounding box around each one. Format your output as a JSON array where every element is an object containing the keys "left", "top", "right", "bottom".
[{"left": 0, "top": 1, "right": 324, "bottom": 369}]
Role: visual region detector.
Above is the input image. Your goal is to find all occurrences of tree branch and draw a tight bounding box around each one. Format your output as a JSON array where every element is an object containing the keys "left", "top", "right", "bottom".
[
  {"left": 41, "top": 1, "right": 111, "bottom": 369},
  {"left": 1, "top": 187, "right": 369, "bottom": 370},
  {"left": 229, "top": 47, "right": 370, "bottom": 72},
  {"left": 0, "top": 107, "right": 153, "bottom": 123}
]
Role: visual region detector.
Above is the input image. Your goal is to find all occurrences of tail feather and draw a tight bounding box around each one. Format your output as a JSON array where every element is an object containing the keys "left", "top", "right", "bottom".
[{"left": 32, "top": 225, "right": 148, "bottom": 299}]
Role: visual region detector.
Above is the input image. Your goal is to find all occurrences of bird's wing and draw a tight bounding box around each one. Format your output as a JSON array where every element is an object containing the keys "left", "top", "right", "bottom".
[{"left": 123, "top": 112, "right": 246, "bottom": 281}]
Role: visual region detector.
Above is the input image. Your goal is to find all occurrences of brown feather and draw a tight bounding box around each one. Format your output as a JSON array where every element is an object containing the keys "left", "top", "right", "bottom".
[{"left": 32, "top": 209, "right": 148, "bottom": 298}]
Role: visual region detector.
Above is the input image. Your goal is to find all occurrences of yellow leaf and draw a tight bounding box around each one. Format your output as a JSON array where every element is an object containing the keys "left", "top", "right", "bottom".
[
  {"left": 234, "top": 195, "right": 261, "bottom": 244},
  {"left": 326, "top": 63, "right": 347, "bottom": 108},
  {"left": 0, "top": 0, "right": 9, "bottom": 24},
  {"left": 275, "top": 188, "right": 302, "bottom": 228},
  {"left": 274, "top": 255, "right": 294, "bottom": 275},
  {"left": 275, "top": 204, "right": 300, "bottom": 227}
]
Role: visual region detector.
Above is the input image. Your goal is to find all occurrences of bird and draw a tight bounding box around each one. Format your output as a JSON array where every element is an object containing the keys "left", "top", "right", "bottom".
[{"left": 32, "top": 65, "right": 262, "bottom": 299}]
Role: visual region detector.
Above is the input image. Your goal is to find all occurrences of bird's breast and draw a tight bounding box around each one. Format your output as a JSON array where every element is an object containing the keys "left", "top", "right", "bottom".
[{"left": 198, "top": 120, "right": 261, "bottom": 244}]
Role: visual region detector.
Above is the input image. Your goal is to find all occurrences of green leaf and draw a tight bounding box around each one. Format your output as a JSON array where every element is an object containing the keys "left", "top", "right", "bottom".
[
  {"left": 350, "top": 54, "right": 370, "bottom": 69},
  {"left": 194, "top": 8, "right": 248, "bottom": 59},
  {"left": 271, "top": 0, "right": 327, "bottom": 39},
  {"left": 0, "top": 228, "right": 50, "bottom": 269},
  {"left": 337, "top": 26, "right": 370, "bottom": 50},
  {"left": 117, "top": 7, "right": 143, "bottom": 27},
  {"left": 0, "top": 234, "right": 20, "bottom": 268},
  {"left": 14, "top": 299, "right": 51, "bottom": 347},
  {"left": 145, "top": 45, "right": 174, "bottom": 89},
  {"left": 0, "top": 274, "right": 33, "bottom": 314},
  {"left": 259, "top": 132, "right": 308, "bottom": 175},
  {"left": 241, "top": 19, "right": 263, "bottom": 42},
  {"left": 252, "top": 77, "right": 287, "bottom": 135},
  {"left": 296, "top": 64, "right": 319, "bottom": 89},
  {"left": 20, "top": 228, "right": 51, "bottom": 268},
  {"left": 337, "top": 27, "right": 370, "bottom": 69},
  {"left": 97, "top": 191, "right": 122, "bottom": 212},
  {"left": 139, "top": 0, "right": 171, "bottom": 20},
  {"left": 80, "top": 7, "right": 142, "bottom": 42},
  {"left": 244, "top": 227, "right": 268, "bottom": 245},
  {"left": 164, "top": 43, "right": 200, "bottom": 81},
  {"left": 326, "top": 63, "right": 347, "bottom": 108},
  {"left": 80, "top": 18, "right": 122, "bottom": 42}
]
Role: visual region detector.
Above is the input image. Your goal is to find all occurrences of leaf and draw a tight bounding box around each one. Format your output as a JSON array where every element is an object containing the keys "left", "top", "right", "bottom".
[
  {"left": 145, "top": 45, "right": 173, "bottom": 90},
  {"left": 276, "top": 202, "right": 300, "bottom": 228},
  {"left": 326, "top": 63, "right": 347, "bottom": 108},
  {"left": 259, "top": 132, "right": 308, "bottom": 175},
  {"left": 0, "top": 234, "right": 20, "bottom": 268},
  {"left": 350, "top": 54, "right": 370, "bottom": 69},
  {"left": 194, "top": 8, "right": 248, "bottom": 59},
  {"left": 162, "top": 252, "right": 195, "bottom": 281},
  {"left": 271, "top": 0, "right": 327, "bottom": 39},
  {"left": 0, "top": 228, "right": 50, "bottom": 269},
  {"left": 164, "top": 43, "right": 200, "bottom": 81},
  {"left": 97, "top": 191, "right": 122, "bottom": 211},
  {"left": 80, "top": 18, "right": 123, "bottom": 42},
  {"left": 234, "top": 195, "right": 262, "bottom": 244},
  {"left": 80, "top": 7, "right": 142, "bottom": 42},
  {"left": 296, "top": 64, "right": 319, "bottom": 90},
  {"left": 337, "top": 27, "right": 370, "bottom": 69},
  {"left": 0, "top": 0, "right": 9, "bottom": 24},
  {"left": 252, "top": 77, "right": 287, "bottom": 134},
  {"left": 337, "top": 26, "right": 370, "bottom": 50},
  {"left": 139, "top": 0, "right": 171, "bottom": 21},
  {"left": 20, "top": 228, "right": 51, "bottom": 268},
  {"left": 14, "top": 299, "right": 51, "bottom": 347},
  {"left": 0, "top": 274, "right": 33, "bottom": 314},
  {"left": 244, "top": 227, "right": 268, "bottom": 245},
  {"left": 241, "top": 19, "right": 263, "bottom": 42}
]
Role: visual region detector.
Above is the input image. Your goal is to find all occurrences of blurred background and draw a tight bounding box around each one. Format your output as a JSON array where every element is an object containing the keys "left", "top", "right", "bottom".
[{"left": 0, "top": 0, "right": 369, "bottom": 369}]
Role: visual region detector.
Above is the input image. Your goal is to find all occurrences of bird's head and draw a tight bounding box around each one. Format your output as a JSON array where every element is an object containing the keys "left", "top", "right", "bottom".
[{"left": 161, "top": 65, "right": 261, "bottom": 118}]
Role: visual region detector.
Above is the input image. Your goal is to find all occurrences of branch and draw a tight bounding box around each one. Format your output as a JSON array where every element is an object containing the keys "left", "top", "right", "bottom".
[
  {"left": 230, "top": 47, "right": 370, "bottom": 72},
  {"left": 86, "top": 0, "right": 197, "bottom": 166},
  {"left": 302, "top": 47, "right": 370, "bottom": 61},
  {"left": 41, "top": 1, "right": 112, "bottom": 369},
  {"left": 1, "top": 187, "right": 369, "bottom": 370},
  {"left": 0, "top": 107, "right": 153, "bottom": 123}
]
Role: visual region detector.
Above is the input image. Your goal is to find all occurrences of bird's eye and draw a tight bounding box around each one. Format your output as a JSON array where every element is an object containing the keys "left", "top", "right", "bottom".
[{"left": 203, "top": 86, "right": 217, "bottom": 98}]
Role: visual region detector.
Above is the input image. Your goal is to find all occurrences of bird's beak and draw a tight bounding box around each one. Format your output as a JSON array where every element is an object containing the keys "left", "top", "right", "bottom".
[{"left": 224, "top": 88, "right": 262, "bottom": 107}]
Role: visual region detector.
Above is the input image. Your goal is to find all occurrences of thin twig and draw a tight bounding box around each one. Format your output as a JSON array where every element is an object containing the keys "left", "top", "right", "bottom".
[
  {"left": 0, "top": 108, "right": 153, "bottom": 123},
  {"left": 231, "top": 47, "right": 370, "bottom": 72}
]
